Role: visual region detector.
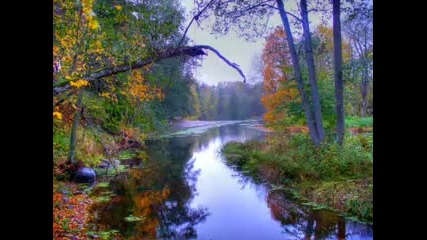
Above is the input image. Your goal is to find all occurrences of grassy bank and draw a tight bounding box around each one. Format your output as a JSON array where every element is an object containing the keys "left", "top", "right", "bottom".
[{"left": 221, "top": 132, "right": 373, "bottom": 223}]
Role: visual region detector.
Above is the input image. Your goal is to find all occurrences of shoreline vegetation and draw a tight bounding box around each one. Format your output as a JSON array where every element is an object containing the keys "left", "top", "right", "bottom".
[
  {"left": 53, "top": 0, "right": 373, "bottom": 237},
  {"left": 221, "top": 117, "right": 373, "bottom": 224}
]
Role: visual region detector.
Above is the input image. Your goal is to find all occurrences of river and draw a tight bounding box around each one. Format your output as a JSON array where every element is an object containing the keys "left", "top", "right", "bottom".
[{"left": 91, "top": 120, "right": 373, "bottom": 239}]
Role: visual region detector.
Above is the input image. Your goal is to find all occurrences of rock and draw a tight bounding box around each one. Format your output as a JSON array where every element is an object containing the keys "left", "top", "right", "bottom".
[
  {"left": 98, "top": 159, "right": 121, "bottom": 168},
  {"left": 73, "top": 167, "right": 96, "bottom": 183}
]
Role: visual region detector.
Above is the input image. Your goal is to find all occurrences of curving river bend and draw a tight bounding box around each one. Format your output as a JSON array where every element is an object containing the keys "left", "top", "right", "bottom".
[{"left": 91, "top": 121, "right": 373, "bottom": 239}]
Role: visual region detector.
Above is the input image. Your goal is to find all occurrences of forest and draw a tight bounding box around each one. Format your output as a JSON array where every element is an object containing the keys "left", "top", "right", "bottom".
[{"left": 53, "top": 0, "right": 372, "bottom": 239}]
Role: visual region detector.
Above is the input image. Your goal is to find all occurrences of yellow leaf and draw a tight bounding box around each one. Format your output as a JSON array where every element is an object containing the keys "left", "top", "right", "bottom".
[
  {"left": 53, "top": 112, "right": 62, "bottom": 120},
  {"left": 88, "top": 20, "right": 99, "bottom": 30},
  {"left": 115, "top": 5, "right": 123, "bottom": 10},
  {"left": 70, "top": 79, "right": 90, "bottom": 89}
]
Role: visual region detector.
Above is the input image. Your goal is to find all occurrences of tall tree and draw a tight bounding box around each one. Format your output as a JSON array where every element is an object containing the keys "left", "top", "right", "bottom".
[
  {"left": 300, "top": 0, "right": 325, "bottom": 143},
  {"left": 333, "top": 0, "right": 345, "bottom": 144}
]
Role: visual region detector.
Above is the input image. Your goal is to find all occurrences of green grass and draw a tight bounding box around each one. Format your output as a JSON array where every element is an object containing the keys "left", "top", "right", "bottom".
[
  {"left": 345, "top": 116, "right": 373, "bottom": 128},
  {"left": 117, "top": 149, "right": 137, "bottom": 160}
]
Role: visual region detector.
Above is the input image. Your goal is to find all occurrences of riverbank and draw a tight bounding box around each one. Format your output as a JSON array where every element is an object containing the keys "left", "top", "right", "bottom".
[{"left": 221, "top": 132, "right": 373, "bottom": 223}]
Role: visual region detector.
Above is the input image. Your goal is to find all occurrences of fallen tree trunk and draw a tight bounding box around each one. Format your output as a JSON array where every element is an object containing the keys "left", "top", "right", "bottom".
[{"left": 53, "top": 45, "right": 246, "bottom": 96}]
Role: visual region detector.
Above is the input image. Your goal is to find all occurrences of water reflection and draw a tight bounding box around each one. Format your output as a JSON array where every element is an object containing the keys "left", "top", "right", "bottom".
[
  {"left": 92, "top": 136, "right": 209, "bottom": 239},
  {"left": 267, "top": 190, "right": 373, "bottom": 240},
  {"left": 91, "top": 123, "right": 372, "bottom": 239}
]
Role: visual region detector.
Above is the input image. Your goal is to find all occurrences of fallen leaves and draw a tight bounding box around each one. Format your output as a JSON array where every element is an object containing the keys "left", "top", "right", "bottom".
[{"left": 53, "top": 183, "right": 93, "bottom": 239}]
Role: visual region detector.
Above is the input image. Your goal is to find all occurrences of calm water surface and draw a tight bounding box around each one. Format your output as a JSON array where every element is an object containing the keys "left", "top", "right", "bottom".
[{"left": 92, "top": 121, "right": 373, "bottom": 239}]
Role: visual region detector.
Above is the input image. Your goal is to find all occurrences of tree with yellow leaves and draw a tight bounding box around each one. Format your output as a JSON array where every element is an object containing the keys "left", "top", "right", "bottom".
[{"left": 53, "top": 0, "right": 247, "bottom": 166}]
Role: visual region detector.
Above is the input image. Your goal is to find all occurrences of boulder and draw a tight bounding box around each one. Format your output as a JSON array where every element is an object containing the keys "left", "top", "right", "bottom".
[{"left": 73, "top": 167, "right": 96, "bottom": 183}]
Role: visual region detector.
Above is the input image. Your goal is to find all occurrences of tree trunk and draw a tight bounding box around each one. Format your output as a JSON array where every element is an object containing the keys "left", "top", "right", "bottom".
[
  {"left": 300, "top": 0, "right": 325, "bottom": 143},
  {"left": 360, "top": 67, "right": 369, "bottom": 117},
  {"left": 337, "top": 217, "right": 346, "bottom": 240},
  {"left": 333, "top": 0, "right": 345, "bottom": 145},
  {"left": 304, "top": 214, "right": 315, "bottom": 239},
  {"left": 276, "top": 0, "right": 320, "bottom": 145},
  {"left": 68, "top": 91, "right": 83, "bottom": 164}
]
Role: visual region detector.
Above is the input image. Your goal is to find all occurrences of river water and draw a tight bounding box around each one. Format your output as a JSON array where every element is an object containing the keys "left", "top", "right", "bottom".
[{"left": 91, "top": 121, "right": 373, "bottom": 239}]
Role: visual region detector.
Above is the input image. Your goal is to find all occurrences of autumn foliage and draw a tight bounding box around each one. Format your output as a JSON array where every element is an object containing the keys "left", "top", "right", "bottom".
[{"left": 261, "top": 27, "right": 298, "bottom": 126}]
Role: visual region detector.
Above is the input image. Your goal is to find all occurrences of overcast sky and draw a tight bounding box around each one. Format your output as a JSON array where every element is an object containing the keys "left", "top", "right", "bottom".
[{"left": 180, "top": 0, "right": 302, "bottom": 86}]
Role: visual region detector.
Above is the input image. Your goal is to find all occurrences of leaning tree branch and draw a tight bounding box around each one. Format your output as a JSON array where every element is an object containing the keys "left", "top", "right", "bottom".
[
  {"left": 194, "top": 45, "right": 246, "bottom": 82},
  {"left": 53, "top": 45, "right": 246, "bottom": 96}
]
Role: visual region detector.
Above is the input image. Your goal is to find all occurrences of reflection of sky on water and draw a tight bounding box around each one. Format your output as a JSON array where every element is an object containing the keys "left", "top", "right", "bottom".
[
  {"left": 189, "top": 134, "right": 286, "bottom": 239},
  {"left": 186, "top": 124, "right": 372, "bottom": 240}
]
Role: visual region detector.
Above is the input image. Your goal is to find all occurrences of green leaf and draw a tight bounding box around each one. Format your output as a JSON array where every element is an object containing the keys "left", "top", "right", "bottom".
[{"left": 124, "top": 215, "right": 144, "bottom": 222}]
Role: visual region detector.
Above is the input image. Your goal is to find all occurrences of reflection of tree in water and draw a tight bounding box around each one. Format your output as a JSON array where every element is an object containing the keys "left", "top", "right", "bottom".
[
  {"left": 91, "top": 136, "right": 209, "bottom": 239},
  {"left": 266, "top": 190, "right": 372, "bottom": 240},
  {"left": 194, "top": 127, "right": 220, "bottom": 152},
  {"left": 218, "top": 124, "right": 266, "bottom": 144}
]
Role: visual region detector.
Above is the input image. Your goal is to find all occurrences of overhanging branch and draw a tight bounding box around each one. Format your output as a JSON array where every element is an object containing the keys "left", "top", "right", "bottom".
[
  {"left": 53, "top": 45, "right": 246, "bottom": 96},
  {"left": 194, "top": 45, "right": 246, "bottom": 82}
]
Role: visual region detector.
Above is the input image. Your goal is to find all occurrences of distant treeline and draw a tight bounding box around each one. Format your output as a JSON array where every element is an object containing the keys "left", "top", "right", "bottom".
[{"left": 196, "top": 82, "right": 265, "bottom": 120}]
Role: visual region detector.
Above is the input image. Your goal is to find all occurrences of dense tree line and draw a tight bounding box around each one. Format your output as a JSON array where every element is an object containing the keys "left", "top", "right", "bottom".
[{"left": 196, "top": 82, "right": 264, "bottom": 121}]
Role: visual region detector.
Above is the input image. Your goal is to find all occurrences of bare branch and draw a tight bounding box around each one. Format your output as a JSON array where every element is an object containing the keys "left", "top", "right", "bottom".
[
  {"left": 239, "top": 1, "right": 277, "bottom": 13},
  {"left": 179, "top": 0, "right": 217, "bottom": 46},
  {"left": 285, "top": 10, "right": 302, "bottom": 22},
  {"left": 194, "top": 45, "right": 246, "bottom": 82},
  {"left": 228, "top": 1, "right": 302, "bottom": 23}
]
